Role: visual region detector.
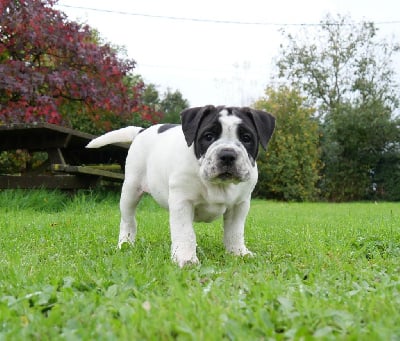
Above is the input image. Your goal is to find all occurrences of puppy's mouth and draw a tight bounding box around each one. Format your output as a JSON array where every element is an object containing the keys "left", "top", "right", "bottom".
[
  {"left": 211, "top": 170, "right": 242, "bottom": 184},
  {"left": 218, "top": 171, "right": 237, "bottom": 180}
]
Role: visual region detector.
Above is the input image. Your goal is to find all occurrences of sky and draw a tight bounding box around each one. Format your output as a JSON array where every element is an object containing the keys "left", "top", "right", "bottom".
[{"left": 55, "top": 0, "right": 400, "bottom": 107}]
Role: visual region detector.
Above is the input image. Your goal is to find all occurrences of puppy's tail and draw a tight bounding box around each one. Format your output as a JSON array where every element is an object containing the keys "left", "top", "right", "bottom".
[{"left": 86, "top": 126, "right": 144, "bottom": 148}]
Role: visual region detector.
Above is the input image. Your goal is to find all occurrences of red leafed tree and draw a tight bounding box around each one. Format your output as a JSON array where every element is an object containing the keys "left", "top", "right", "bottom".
[{"left": 0, "top": 0, "right": 161, "bottom": 133}]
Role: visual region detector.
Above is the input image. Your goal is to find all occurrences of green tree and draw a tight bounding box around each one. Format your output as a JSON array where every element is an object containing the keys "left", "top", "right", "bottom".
[
  {"left": 124, "top": 76, "right": 189, "bottom": 124},
  {"left": 142, "top": 84, "right": 161, "bottom": 110},
  {"left": 160, "top": 89, "right": 189, "bottom": 123},
  {"left": 276, "top": 14, "right": 400, "bottom": 201},
  {"left": 253, "top": 87, "right": 321, "bottom": 201},
  {"left": 320, "top": 101, "right": 400, "bottom": 200}
]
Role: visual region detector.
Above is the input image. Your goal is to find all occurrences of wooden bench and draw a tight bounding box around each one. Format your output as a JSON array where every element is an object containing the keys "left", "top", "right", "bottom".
[{"left": 0, "top": 123, "right": 129, "bottom": 189}]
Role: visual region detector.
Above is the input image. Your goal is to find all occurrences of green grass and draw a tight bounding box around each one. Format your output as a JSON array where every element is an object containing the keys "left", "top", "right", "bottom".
[{"left": 0, "top": 190, "right": 399, "bottom": 340}]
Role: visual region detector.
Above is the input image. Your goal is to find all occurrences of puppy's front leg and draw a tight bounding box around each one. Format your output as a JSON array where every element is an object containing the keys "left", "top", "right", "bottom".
[
  {"left": 223, "top": 200, "right": 253, "bottom": 256},
  {"left": 169, "top": 199, "right": 199, "bottom": 267}
]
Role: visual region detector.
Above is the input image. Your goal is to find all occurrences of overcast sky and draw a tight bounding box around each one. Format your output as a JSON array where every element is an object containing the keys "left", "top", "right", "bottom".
[{"left": 55, "top": 0, "right": 400, "bottom": 107}]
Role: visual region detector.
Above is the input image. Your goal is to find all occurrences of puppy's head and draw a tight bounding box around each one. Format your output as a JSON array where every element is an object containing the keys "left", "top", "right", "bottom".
[{"left": 181, "top": 105, "right": 275, "bottom": 184}]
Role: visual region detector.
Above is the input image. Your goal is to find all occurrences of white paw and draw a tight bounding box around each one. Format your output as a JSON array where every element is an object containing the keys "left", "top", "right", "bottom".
[
  {"left": 171, "top": 244, "right": 199, "bottom": 268},
  {"left": 227, "top": 245, "right": 255, "bottom": 257},
  {"left": 173, "top": 254, "right": 200, "bottom": 268},
  {"left": 117, "top": 234, "right": 135, "bottom": 249}
]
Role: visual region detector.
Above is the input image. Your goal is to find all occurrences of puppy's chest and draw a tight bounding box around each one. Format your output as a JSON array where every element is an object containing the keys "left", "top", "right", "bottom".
[
  {"left": 193, "top": 186, "right": 245, "bottom": 222},
  {"left": 194, "top": 203, "right": 227, "bottom": 223}
]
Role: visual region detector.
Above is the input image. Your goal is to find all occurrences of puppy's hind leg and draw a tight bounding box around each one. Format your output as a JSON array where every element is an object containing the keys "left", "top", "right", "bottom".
[{"left": 118, "top": 180, "right": 143, "bottom": 248}]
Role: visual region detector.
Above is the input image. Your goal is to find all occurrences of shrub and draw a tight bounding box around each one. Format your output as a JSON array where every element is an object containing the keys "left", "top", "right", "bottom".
[{"left": 253, "top": 87, "right": 321, "bottom": 201}]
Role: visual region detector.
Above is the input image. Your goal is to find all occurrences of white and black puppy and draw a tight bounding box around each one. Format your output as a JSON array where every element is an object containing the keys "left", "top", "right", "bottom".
[{"left": 87, "top": 105, "right": 275, "bottom": 267}]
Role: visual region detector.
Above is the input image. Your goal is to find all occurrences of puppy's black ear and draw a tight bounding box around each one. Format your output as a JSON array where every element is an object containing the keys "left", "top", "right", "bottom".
[
  {"left": 180, "top": 105, "right": 215, "bottom": 146},
  {"left": 244, "top": 108, "right": 276, "bottom": 150}
]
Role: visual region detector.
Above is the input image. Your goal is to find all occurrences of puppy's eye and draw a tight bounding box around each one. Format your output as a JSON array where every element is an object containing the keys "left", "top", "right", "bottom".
[
  {"left": 240, "top": 133, "right": 253, "bottom": 144},
  {"left": 203, "top": 132, "right": 215, "bottom": 142}
]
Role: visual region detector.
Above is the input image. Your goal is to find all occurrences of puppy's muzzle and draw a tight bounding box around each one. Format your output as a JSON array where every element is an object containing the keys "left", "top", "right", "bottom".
[{"left": 215, "top": 148, "right": 242, "bottom": 182}]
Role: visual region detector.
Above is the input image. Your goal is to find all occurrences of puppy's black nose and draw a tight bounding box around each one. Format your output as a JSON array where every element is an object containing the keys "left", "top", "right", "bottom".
[{"left": 219, "top": 149, "right": 237, "bottom": 166}]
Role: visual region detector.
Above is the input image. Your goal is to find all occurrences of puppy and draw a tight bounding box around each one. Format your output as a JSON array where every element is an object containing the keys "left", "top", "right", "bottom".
[{"left": 87, "top": 105, "right": 275, "bottom": 267}]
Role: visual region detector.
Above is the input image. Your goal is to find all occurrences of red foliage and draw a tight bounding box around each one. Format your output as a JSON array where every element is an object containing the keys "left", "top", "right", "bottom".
[{"left": 0, "top": 0, "right": 161, "bottom": 131}]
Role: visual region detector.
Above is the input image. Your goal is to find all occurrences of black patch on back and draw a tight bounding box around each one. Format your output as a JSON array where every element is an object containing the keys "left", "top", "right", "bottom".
[{"left": 158, "top": 124, "right": 179, "bottom": 134}]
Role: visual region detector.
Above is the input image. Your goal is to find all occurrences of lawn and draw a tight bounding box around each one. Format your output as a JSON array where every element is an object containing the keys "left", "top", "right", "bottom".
[{"left": 0, "top": 189, "right": 399, "bottom": 340}]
